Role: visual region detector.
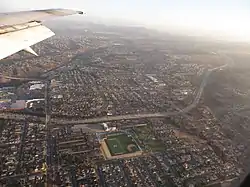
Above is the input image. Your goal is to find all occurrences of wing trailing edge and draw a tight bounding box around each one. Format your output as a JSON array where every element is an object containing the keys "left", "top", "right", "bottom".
[
  {"left": 0, "top": 9, "right": 84, "bottom": 60},
  {"left": 0, "top": 25, "right": 54, "bottom": 60}
]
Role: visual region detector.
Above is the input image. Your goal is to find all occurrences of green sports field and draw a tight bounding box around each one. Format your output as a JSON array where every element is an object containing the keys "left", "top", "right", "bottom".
[
  {"left": 131, "top": 125, "right": 166, "bottom": 152},
  {"left": 105, "top": 133, "right": 140, "bottom": 156}
]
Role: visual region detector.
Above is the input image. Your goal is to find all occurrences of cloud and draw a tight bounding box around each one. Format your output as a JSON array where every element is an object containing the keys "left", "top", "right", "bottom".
[
  {"left": 0, "top": 3, "right": 10, "bottom": 11},
  {"left": 0, "top": 1, "right": 19, "bottom": 12}
]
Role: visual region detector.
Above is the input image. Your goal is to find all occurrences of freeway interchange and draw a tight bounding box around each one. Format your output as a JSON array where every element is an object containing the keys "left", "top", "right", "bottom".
[{"left": 0, "top": 61, "right": 228, "bottom": 127}]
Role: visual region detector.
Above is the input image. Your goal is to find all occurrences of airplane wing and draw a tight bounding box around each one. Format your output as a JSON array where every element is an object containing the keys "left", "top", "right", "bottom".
[{"left": 0, "top": 9, "right": 83, "bottom": 60}]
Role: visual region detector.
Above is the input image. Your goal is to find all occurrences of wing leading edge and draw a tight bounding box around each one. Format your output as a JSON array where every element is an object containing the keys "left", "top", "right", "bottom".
[{"left": 0, "top": 9, "right": 83, "bottom": 60}]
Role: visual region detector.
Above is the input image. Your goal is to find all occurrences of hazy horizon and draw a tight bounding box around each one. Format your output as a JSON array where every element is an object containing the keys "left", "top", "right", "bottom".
[{"left": 1, "top": 0, "right": 250, "bottom": 42}]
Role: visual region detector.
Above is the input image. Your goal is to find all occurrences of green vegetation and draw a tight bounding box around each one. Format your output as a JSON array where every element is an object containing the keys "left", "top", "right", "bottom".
[
  {"left": 0, "top": 120, "right": 6, "bottom": 134},
  {"left": 106, "top": 138, "right": 125, "bottom": 155},
  {"left": 131, "top": 125, "right": 165, "bottom": 152},
  {"left": 105, "top": 133, "right": 140, "bottom": 156},
  {"left": 146, "top": 140, "right": 166, "bottom": 152}
]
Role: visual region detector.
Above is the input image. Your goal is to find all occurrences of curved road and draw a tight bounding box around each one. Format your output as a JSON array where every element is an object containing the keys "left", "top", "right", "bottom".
[
  {"left": 0, "top": 74, "right": 42, "bottom": 81},
  {"left": 0, "top": 55, "right": 230, "bottom": 126},
  {"left": 52, "top": 62, "right": 228, "bottom": 126},
  {"left": 52, "top": 64, "right": 227, "bottom": 126}
]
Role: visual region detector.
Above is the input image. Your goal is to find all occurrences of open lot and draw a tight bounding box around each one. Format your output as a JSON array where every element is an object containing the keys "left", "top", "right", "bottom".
[{"left": 131, "top": 125, "right": 165, "bottom": 152}]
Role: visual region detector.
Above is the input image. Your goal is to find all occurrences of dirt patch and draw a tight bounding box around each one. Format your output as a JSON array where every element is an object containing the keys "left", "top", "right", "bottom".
[
  {"left": 127, "top": 144, "right": 137, "bottom": 152},
  {"left": 100, "top": 140, "right": 111, "bottom": 159},
  {"left": 173, "top": 129, "right": 206, "bottom": 144}
]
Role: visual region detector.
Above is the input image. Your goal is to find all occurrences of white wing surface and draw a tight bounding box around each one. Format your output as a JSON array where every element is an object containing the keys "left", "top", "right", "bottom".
[
  {"left": 0, "top": 9, "right": 83, "bottom": 60},
  {"left": 0, "top": 23, "right": 54, "bottom": 60}
]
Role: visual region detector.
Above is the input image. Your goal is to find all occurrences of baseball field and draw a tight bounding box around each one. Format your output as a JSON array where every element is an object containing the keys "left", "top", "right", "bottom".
[{"left": 105, "top": 133, "right": 140, "bottom": 156}]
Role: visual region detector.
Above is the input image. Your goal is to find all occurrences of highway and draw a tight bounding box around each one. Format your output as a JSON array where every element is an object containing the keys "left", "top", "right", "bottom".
[
  {"left": 0, "top": 74, "right": 42, "bottom": 81},
  {"left": 52, "top": 64, "right": 226, "bottom": 126},
  {"left": 0, "top": 55, "right": 230, "bottom": 127},
  {"left": 0, "top": 69, "right": 208, "bottom": 123}
]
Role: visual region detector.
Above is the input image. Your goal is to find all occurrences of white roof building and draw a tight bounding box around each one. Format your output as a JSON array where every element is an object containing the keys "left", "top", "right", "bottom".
[{"left": 29, "top": 84, "right": 45, "bottom": 90}]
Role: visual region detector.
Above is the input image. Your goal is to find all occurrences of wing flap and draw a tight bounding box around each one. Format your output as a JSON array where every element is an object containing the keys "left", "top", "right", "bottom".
[
  {"left": 24, "top": 47, "right": 38, "bottom": 56},
  {"left": 0, "top": 25, "right": 54, "bottom": 60}
]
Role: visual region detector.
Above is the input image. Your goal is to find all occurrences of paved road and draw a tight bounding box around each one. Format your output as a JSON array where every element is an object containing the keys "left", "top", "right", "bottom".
[
  {"left": 51, "top": 63, "right": 228, "bottom": 126},
  {"left": 0, "top": 74, "right": 42, "bottom": 81},
  {"left": 0, "top": 55, "right": 230, "bottom": 127}
]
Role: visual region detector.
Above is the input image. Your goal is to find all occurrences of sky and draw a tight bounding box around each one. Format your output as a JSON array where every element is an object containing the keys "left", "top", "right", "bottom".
[{"left": 1, "top": 0, "right": 250, "bottom": 41}]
